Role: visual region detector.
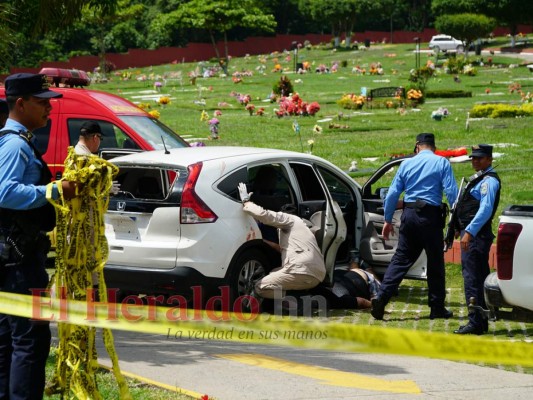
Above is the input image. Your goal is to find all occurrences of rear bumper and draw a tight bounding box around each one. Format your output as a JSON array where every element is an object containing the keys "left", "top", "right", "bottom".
[
  {"left": 484, "top": 272, "right": 509, "bottom": 308},
  {"left": 103, "top": 264, "right": 226, "bottom": 300}
]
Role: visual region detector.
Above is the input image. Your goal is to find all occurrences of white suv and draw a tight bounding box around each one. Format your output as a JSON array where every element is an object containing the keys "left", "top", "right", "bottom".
[
  {"left": 103, "top": 147, "right": 427, "bottom": 303},
  {"left": 429, "top": 34, "right": 464, "bottom": 52}
]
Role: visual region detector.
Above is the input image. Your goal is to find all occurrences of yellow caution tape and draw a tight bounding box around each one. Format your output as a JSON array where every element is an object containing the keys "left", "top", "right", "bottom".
[
  {"left": 1, "top": 290, "right": 532, "bottom": 369},
  {"left": 45, "top": 147, "right": 131, "bottom": 399}
]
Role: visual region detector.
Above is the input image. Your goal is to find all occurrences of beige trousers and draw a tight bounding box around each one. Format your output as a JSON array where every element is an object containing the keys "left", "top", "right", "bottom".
[{"left": 254, "top": 267, "right": 322, "bottom": 299}]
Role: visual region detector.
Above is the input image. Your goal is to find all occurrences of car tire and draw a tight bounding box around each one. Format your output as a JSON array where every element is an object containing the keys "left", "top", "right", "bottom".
[
  {"left": 228, "top": 248, "right": 270, "bottom": 312},
  {"left": 456, "top": 45, "right": 464, "bottom": 52},
  {"left": 433, "top": 46, "right": 440, "bottom": 53}
]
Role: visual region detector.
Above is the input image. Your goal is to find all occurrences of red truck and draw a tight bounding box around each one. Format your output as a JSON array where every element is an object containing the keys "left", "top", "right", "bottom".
[{"left": 0, "top": 86, "right": 189, "bottom": 179}]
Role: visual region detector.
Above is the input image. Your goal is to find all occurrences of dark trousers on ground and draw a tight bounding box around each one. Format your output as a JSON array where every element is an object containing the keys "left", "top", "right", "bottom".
[
  {"left": 378, "top": 206, "right": 446, "bottom": 308},
  {"left": 460, "top": 227, "right": 493, "bottom": 328},
  {"left": 0, "top": 252, "right": 51, "bottom": 400}
]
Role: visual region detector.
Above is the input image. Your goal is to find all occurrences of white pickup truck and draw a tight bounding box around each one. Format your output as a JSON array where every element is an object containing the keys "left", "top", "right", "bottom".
[{"left": 483, "top": 205, "right": 533, "bottom": 321}]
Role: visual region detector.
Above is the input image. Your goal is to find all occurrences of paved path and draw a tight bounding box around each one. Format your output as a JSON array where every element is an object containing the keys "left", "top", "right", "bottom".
[{"left": 83, "top": 329, "right": 533, "bottom": 400}]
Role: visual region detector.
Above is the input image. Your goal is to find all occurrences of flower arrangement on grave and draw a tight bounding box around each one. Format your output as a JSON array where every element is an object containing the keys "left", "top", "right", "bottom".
[
  {"left": 245, "top": 104, "right": 256, "bottom": 115},
  {"left": 148, "top": 110, "right": 160, "bottom": 119},
  {"left": 208, "top": 118, "right": 220, "bottom": 140},
  {"left": 431, "top": 107, "right": 450, "bottom": 121},
  {"left": 407, "top": 89, "right": 423, "bottom": 100},
  {"left": 337, "top": 93, "right": 366, "bottom": 110},
  {"left": 307, "top": 139, "right": 315, "bottom": 154},
  {"left": 509, "top": 82, "right": 522, "bottom": 94},
  {"left": 256, "top": 107, "right": 265, "bottom": 116},
  {"left": 275, "top": 93, "right": 320, "bottom": 117},
  {"left": 137, "top": 102, "right": 151, "bottom": 111},
  {"left": 158, "top": 96, "right": 171, "bottom": 106},
  {"left": 521, "top": 92, "right": 533, "bottom": 103},
  {"left": 200, "top": 110, "right": 209, "bottom": 122}
]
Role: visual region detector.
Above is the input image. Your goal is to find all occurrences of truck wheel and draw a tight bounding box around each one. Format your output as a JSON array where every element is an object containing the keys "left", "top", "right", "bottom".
[{"left": 228, "top": 249, "right": 270, "bottom": 312}]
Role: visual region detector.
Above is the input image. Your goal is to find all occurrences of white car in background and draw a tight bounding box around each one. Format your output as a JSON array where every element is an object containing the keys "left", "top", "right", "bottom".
[
  {"left": 103, "top": 147, "right": 426, "bottom": 304},
  {"left": 429, "top": 34, "right": 464, "bottom": 52}
]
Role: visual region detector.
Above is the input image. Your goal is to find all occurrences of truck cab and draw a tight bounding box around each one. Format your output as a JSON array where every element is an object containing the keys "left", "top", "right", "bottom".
[{"left": 0, "top": 86, "right": 189, "bottom": 179}]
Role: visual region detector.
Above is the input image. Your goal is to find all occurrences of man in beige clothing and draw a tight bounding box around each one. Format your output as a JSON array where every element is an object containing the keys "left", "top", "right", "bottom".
[{"left": 238, "top": 182, "right": 326, "bottom": 299}]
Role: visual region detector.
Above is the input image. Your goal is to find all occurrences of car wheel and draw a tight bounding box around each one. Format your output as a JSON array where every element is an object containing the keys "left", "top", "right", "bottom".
[
  {"left": 456, "top": 45, "right": 464, "bottom": 52},
  {"left": 229, "top": 249, "right": 270, "bottom": 312},
  {"left": 433, "top": 46, "right": 440, "bottom": 53}
]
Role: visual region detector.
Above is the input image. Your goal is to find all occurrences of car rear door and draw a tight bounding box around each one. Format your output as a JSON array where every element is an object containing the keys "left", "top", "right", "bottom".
[{"left": 105, "top": 164, "right": 183, "bottom": 269}]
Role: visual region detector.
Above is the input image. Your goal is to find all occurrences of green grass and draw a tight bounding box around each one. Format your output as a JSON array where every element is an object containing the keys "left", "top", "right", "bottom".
[
  {"left": 44, "top": 348, "right": 195, "bottom": 399},
  {"left": 44, "top": 40, "right": 533, "bottom": 397},
  {"left": 92, "top": 42, "right": 533, "bottom": 224}
]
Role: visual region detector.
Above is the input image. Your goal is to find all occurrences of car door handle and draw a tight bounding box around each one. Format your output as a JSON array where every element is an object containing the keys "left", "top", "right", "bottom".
[{"left": 110, "top": 246, "right": 124, "bottom": 251}]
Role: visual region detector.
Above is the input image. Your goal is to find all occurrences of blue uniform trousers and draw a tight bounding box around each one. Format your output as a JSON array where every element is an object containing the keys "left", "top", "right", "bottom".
[
  {"left": 460, "top": 227, "right": 493, "bottom": 328},
  {"left": 379, "top": 205, "right": 446, "bottom": 308},
  {"left": 0, "top": 251, "right": 51, "bottom": 400}
]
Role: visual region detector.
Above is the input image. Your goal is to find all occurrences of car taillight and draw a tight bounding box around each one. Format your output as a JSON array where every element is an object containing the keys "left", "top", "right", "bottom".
[
  {"left": 180, "top": 162, "right": 217, "bottom": 224},
  {"left": 496, "top": 222, "right": 522, "bottom": 280}
]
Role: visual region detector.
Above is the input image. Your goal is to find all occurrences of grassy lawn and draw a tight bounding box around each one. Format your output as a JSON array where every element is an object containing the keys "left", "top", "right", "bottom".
[
  {"left": 45, "top": 38, "right": 533, "bottom": 397},
  {"left": 44, "top": 348, "right": 196, "bottom": 399},
  {"left": 91, "top": 39, "right": 533, "bottom": 224}
]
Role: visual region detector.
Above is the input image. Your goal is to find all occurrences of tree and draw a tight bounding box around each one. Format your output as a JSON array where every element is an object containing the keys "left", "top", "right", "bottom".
[
  {"left": 299, "top": 0, "right": 383, "bottom": 48},
  {"left": 432, "top": 0, "right": 533, "bottom": 47},
  {"left": 0, "top": 0, "right": 118, "bottom": 72},
  {"left": 435, "top": 13, "right": 496, "bottom": 56},
  {"left": 171, "top": 0, "right": 277, "bottom": 73}
]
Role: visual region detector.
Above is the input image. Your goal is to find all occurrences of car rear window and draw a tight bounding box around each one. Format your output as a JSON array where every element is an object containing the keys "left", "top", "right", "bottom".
[{"left": 111, "top": 166, "right": 184, "bottom": 206}]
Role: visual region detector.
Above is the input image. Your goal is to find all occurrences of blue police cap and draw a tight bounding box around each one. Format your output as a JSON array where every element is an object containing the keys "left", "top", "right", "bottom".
[
  {"left": 470, "top": 144, "right": 492, "bottom": 158},
  {"left": 4, "top": 73, "right": 62, "bottom": 99},
  {"left": 415, "top": 133, "right": 435, "bottom": 146}
]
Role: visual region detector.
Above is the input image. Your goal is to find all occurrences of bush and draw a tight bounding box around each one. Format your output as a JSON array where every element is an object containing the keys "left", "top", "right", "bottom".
[
  {"left": 272, "top": 75, "right": 294, "bottom": 97},
  {"left": 337, "top": 94, "right": 366, "bottom": 110},
  {"left": 469, "top": 103, "right": 533, "bottom": 118},
  {"left": 425, "top": 90, "right": 472, "bottom": 98}
]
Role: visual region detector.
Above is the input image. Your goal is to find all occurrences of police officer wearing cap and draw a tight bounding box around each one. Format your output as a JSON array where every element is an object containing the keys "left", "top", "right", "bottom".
[
  {"left": 0, "top": 73, "right": 78, "bottom": 399},
  {"left": 0, "top": 99, "right": 8, "bottom": 128},
  {"left": 371, "top": 133, "right": 458, "bottom": 320},
  {"left": 454, "top": 144, "right": 500, "bottom": 335}
]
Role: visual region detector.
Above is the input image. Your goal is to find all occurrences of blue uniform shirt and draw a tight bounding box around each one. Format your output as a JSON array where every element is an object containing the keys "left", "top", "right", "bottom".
[
  {"left": 464, "top": 167, "right": 499, "bottom": 237},
  {"left": 384, "top": 150, "right": 458, "bottom": 222},
  {"left": 0, "top": 118, "right": 57, "bottom": 210}
]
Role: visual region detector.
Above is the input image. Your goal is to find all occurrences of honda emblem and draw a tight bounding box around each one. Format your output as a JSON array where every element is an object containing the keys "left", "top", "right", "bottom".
[{"left": 117, "top": 201, "right": 126, "bottom": 211}]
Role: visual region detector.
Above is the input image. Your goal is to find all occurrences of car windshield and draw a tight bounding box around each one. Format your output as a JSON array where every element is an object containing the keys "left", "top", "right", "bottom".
[{"left": 118, "top": 115, "right": 189, "bottom": 149}]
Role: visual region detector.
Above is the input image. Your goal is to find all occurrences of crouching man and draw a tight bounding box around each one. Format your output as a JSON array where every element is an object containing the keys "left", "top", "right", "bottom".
[{"left": 237, "top": 182, "right": 325, "bottom": 301}]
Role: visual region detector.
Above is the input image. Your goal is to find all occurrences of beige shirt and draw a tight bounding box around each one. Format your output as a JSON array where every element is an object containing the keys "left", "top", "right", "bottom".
[{"left": 243, "top": 202, "right": 326, "bottom": 281}]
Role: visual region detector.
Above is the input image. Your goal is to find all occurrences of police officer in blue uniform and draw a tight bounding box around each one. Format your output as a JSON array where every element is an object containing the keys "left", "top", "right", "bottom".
[
  {"left": 371, "top": 133, "right": 458, "bottom": 320},
  {"left": 454, "top": 144, "right": 500, "bottom": 335},
  {"left": 0, "top": 73, "right": 78, "bottom": 399}
]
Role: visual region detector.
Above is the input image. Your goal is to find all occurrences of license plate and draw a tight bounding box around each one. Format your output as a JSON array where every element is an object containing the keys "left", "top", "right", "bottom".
[{"left": 110, "top": 216, "right": 139, "bottom": 240}]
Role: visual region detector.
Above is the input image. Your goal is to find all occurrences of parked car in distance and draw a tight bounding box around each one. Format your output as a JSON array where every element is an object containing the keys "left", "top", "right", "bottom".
[
  {"left": 103, "top": 147, "right": 427, "bottom": 306},
  {"left": 429, "top": 34, "right": 464, "bottom": 52}
]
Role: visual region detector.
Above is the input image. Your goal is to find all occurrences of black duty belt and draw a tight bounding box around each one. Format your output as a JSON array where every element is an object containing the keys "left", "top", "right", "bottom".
[{"left": 404, "top": 200, "right": 440, "bottom": 209}]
